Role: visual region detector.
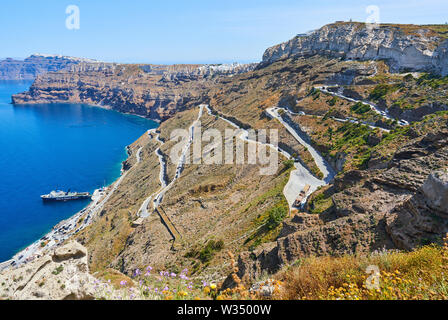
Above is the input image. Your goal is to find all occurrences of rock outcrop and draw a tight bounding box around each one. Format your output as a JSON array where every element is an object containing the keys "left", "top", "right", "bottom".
[
  {"left": 262, "top": 22, "right": 448, "bottom": 76},
  {"left": 0, "top": 242, "right": 97, "bottom": 300},
  {"left": 386, "top": 167, "right": 448, "bottom": 250},
  {"left": 422, "top": 169, "right": 448, "bottom": 214}
]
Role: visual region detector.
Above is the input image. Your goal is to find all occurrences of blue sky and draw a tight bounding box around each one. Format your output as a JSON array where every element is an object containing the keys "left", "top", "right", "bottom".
[{"left": 1, "top": 0, "right": 448, "bottom": 64}]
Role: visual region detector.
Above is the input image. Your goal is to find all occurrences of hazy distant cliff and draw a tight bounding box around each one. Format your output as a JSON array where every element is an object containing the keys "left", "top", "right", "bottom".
[
  {"left": 262, "top": 22, "right": 448, "bottom": 75},
  {"left": 0, "top": 54, "right": 99, "bottom": 80}
]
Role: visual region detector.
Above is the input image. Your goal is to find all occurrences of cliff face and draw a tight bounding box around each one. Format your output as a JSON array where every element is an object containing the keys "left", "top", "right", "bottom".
[
  {"left": 262, "top": 22, "right": 448, "bottom": 75},
  {"left": 12, "top": 62, "right": 256, "bottom": 121},
  {"left": 0, "top": 54, "right": 98, "bottom": 80}
]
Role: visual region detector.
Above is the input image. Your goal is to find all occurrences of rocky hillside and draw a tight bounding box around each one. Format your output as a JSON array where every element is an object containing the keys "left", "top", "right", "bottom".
[
  {"left": 64, "top": 53, "right": 448, "bottom": 285},
  {"left": 0, "top": 54, "right": 99, "bottom": 80},
  {"left": 5, "top": 22, "right": 448, "bottom": 298},
  {"left": 228, "top": 116, "right": 448, "bottom": 284},
  {"left": 262, "top": 22, "right": 448, "bottom": 76}
]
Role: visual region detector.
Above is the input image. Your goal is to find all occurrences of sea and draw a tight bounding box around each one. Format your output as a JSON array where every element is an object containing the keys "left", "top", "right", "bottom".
[{"left": 0, "top": 80, "right": 158, "bottom": 262}]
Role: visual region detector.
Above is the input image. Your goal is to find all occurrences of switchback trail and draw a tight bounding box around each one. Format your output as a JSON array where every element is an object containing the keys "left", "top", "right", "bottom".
[
  {"left": 205, "top": 104, "right": 327, "bottom": 210},
  {"left": 316, "top": 85, "right": 409, "bottom": 126}
]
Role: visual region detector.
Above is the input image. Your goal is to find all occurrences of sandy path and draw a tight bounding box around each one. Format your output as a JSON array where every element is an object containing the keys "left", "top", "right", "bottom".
[
  {"left": 316, "top": 86, "right": 409, "bottom": 126},
  {"left": 138, "top": 130, "right": 169, "bottom": 218},
  {"left": 266, "top": 107, "right": 335, "bottom": 183},
  {"left": 206, "top": 104, "right": 328, "bottom": 209},
  {"left": 138, "top": 105, "right": 205, "bottom": 218}
]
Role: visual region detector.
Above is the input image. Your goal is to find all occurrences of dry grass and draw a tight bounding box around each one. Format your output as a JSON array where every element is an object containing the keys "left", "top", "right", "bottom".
[
  {"left": 274, "top": 236, "right": 448, "bottom": 300},
  {"left": 95, "top": 268, "right": 134, "bottom": 289}
]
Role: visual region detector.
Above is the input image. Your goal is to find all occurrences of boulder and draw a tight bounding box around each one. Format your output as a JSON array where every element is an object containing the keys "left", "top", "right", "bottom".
[
  {"left": 422, "top": 169, "right": 448, "bottom": 214},
  {"left": 53, "top": 241, "right": 87, "bottom": 261}
]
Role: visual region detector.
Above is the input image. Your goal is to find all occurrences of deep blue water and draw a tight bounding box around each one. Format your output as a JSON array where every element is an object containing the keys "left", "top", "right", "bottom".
[{"left": 0, "top": 81, "right": 158, "bottom": 261}]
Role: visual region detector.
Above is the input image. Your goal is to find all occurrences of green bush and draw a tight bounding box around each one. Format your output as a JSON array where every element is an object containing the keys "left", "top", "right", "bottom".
[
  {"left": 417, "top": 73, "right": 448, "bottom": 89},
  {"left": 52, "top": 266, "right": 64, "bottom": 275},
  {"left": 350, "top": 102, "right": 371, "bottom": 114},
  {"left": 327, "top": 96, "right": 338, "bottom": 106},
  {"left": 309, "top": 88, "right": 321, "bottom": 100},
  {"left": 266, "top": 206, "right": 288, "bottom": 230},
  {"left": 283, "top": 159, "right": 295, "bottom": 169},
  {"left": 309, "top": 193, "right": 334, "bottom": 214},
  {"left": 369, "top": 84, "right": 393, "bottom": 100},
  {"left": 198, "top": 240, "right": 225, "bottom": 263}
]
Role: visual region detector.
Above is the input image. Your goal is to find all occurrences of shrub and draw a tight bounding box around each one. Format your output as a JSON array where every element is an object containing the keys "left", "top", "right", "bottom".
[
  {"left": 327, "top": 96, "right": 338, "bottom": 106},
  {"left": 369, "top": 84, "right": 394, "bottom": 100},
  {"left": 198, "top": 240, "right": 225, "bottom": 263},
  {"left": 283, "top": 159, "right": 295, "bottom": 169},
  {"left": 52, "top": 266, "right": 64, "bottom": 275},
  {"left": 309, "top": 193, "right": 333, "bottom": 214},
  {"left": 266, "top": 206, "right": 288, "bottom": 230},
  {"left": 403, "top": 74, "right": 415, "bottom": 82},
  {"left": 350, "top": 102, "right": 371, "bottom": 114}
]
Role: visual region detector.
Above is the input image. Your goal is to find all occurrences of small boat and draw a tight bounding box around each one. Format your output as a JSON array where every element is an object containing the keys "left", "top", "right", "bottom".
[{"left": 41, "top": 189, "right": 91, "bottom": 202}]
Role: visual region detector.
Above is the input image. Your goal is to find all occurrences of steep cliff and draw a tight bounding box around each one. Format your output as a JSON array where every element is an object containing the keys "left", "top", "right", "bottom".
[
  {"left": 12, "top": 62, "right": 256, "bottom": 121},
  {"left": 262, "top": 22, "right": 448, "bottom": 75},
  {"left": 0, "top": 54, "right": 99, "bottom": 80}
]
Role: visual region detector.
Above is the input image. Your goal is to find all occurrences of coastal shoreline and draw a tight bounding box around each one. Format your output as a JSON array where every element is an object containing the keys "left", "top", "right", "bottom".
[
  {"left": 0, "top": 162, "right": 121, "bottom": 271},
  {"left": 0, "top": 114, "right": 157, "bottom": 272},
  {"left": 12, "top": 100, "right": 162, "bottom": 123}
]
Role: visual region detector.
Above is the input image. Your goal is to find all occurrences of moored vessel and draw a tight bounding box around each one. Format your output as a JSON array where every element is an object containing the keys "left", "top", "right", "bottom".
[{"left": 40, "top": 190, "right": 91, "bottom": 202}]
